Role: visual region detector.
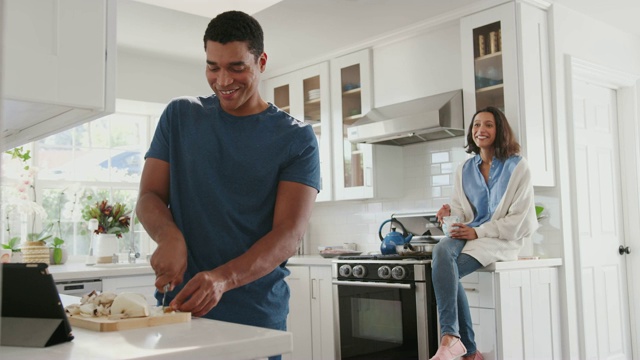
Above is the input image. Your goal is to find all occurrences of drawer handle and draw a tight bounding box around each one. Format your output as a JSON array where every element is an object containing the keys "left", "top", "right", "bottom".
[{"left": 463, "top": 287, "right": 478, "bottom": 292}]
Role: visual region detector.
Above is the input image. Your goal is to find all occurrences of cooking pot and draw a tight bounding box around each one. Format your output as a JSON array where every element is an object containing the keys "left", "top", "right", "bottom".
[
  {"left": 396, "top": 241, "right": 438, "bottom": 256},
  {"left": 379, "top": 218, "right": 412, "bottom": 255}
]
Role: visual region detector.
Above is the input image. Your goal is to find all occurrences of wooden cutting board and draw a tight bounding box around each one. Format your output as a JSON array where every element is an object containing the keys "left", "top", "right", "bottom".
[{"left": 68, "top": 311, "right": 191, "bottom": 332}]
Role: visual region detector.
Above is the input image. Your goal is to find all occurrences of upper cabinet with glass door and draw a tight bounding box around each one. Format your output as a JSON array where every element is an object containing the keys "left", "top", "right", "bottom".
[
  {"left": 461, "top": 2, "right": 555, "bottom": 186},
  {"left": 330, "top": 49, "right": 402, "bottom": 201},
  {"left": 263, "top": 63, "right": 332, "bottom": 202}
]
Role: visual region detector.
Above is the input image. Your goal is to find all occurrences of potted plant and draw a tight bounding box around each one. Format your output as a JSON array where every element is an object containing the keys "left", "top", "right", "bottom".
[
  {"left": 1, "top": 237, "right": 21, "bottom": 262},
  {"left": 82, "top": 200, "right": 131, "bottom": 238},
  {"left": 49, "top": 236, "right": 67, "bottom": 265},
  {"left": 82, "top": 200, "right": 131, "bottom": 264}
]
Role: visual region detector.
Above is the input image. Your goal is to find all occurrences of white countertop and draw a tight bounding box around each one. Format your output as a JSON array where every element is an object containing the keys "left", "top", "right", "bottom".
[
  {"left": 49, "top": 256, "right": 561, "bottom": 282},
  {"left": 0, "top": 295, "right": 292, "bottom": 359},
  {"left": 287, "top": 255, "right": 334, "bottom": 266},
  {"left": 48, "top": 261, "right": 155, "bottom": 281},
  {"left": 49, "top": 257, "right": 334, "bottom": 282},
  {"left": 481, "top": 257, "right": 562, "bottom": 271},
  {"left": 287, "top": 255, "right": 562, "bottom": 271}
]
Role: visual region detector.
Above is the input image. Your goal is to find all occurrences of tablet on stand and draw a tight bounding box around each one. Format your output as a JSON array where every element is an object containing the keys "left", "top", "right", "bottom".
[{"left": 1, "top": 263, "right": 74, "bottom": 347}]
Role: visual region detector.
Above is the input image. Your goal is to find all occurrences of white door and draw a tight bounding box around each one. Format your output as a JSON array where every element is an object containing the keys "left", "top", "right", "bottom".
[{"left": 572, "top": 78, "right": 632, "bottom": 359}]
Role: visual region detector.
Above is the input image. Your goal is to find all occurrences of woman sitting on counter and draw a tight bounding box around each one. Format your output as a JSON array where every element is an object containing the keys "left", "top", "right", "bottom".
[{"left": 430, "top": 106, "right": 538, "bottom": 360}]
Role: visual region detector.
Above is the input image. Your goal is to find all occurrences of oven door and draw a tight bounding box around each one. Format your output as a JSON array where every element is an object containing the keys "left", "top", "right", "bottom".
[{"left": 333, "top": 280, "right": 431, "bottom": 360}]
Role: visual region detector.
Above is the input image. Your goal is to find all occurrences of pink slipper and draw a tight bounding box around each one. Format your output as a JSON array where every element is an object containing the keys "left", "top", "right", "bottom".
[
  {"left": 462, "top": 351, "right": 484, "bottom": 360},
  {"left": 430, "top": 338, "right": 467, "bottom": 360}
]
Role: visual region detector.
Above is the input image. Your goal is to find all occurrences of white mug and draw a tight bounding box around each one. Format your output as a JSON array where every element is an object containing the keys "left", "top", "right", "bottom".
[{"left": 442, "top": 215, "right": 460, "bottom": 237}]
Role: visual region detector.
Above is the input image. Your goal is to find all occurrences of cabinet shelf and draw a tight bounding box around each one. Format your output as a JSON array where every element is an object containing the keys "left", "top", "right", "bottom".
[
  {"left": 343, "top": 114, "right": 363, "bottom": 124},
  {"left": 476, "top": 83, "right": 504, "bottom": 93},
  {"left": 475, "top": 51, "right": 502, "bottom": 62},
  {"left": 342, "top": 88, "right": 361, "bottom": 96},
  {"left": 305, "top": 98, "right": 321, "bottom": 105}
]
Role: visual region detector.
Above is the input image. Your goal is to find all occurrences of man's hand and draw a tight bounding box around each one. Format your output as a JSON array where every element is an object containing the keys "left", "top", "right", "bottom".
[
  {"left": 151, "top": 231, "right": 188, "bottom": 292},
  {"left": 169, "top": 269, "right": 228, "bottom": 317}
]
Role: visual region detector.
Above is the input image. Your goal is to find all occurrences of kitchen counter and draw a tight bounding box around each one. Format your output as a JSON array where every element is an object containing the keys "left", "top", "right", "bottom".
[
  {"left": 47, "top": 261, "right": 154, "bottom": 282},
  {"left": 287, "top": 254, "right": 333, "bottom": 266},
  {"left": 0, "top": 295, "right": 292, "bottom": 359},
  {"left": 287, "top": 255, "right": 562, "bottom": 271},
  {"left": 49, "top": 257, "right": 333, "bottom": 282},
  {"left": 480, "top": 257, "right": 562, "bottom": 271}
]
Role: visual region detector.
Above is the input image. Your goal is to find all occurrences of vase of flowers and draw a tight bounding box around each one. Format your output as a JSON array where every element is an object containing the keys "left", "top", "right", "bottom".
[{"left": 82, "top": 200, "right": 131, "bottom": 264}]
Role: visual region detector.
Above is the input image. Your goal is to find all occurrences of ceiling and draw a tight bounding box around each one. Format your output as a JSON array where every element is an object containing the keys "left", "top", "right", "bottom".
[
  {"left": 120, "top": 0, "right": 640, "bottom": 75},
  {"left": 132, "top": 0, "right": 284, "bottom": 17}
]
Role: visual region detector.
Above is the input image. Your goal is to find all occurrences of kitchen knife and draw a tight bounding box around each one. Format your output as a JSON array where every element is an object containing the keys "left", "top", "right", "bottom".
[{"left": 162, "top": 283, "right": 170, "bottom": 311}]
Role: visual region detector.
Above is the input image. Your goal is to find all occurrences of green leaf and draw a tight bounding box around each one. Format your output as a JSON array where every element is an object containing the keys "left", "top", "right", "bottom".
[
  {"left": 535, "top": 205, "right": 544, "bottom": 218},
  {"left": 51, "top": 237, "right": 65, "bottom": 248}
]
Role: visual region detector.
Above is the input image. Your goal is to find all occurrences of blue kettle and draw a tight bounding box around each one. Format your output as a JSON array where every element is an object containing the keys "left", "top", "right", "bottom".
[{"left": 379, "top": 219, "right": 413, "bottom": 255}]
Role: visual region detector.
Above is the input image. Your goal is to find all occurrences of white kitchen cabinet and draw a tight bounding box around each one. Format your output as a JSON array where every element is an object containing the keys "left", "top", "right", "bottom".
[
  {"left": 263, "top": 63, "right": 332, "bottom": 202},
  {"left": 461, "top": 266, "right": 561, "bottom": 359},
  {"left": 460, "top": 2, "right": 555, "bottom": 186},
  {"left": 284, "top": 264, "right": 336, "bottom": 360},
  {"left": 264, "top": 50, "right": 402, "bottom": 202},
  {"left": 1, "top": 0, "right": 116, "bottom": 151},
  {"left": 102, "top": 274, "right": 157, "bottom": 306},
  {"left": 330, "top": 49, "right": 403, "bottom": 201}
]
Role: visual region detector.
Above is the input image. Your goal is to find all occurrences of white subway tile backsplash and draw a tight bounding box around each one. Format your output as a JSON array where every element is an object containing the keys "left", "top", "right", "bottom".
[
  {"left": 431, "top": 151, "right": 450, "bottom": 163},
  {"left": 432, "top": 174, "right": 450, "bottom": 186},
  {"left": 440, "top": 162, "right": 454, "bottom": 174},
  {"left": 306, "top": 141, "right": 468, "bottom": 255},
  {"left": 441, "top": 185, "right": 454, "bottom": 197}
]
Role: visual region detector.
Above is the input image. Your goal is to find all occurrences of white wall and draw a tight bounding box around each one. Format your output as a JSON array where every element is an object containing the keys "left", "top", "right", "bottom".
[
  {"left": 372, "top": 21, "right": 462, "bottom": 107},
  {"left": 548, "top": 4, "right": 640, "bottom": 358},
  {"left": 116, "top": 48, "right": 211, "bottom": 104}
]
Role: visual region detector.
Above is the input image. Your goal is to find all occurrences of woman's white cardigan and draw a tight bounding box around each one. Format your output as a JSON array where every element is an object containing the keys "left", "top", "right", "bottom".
[{"left": 451, "top": 156, "right": 539, "bottom": 266}]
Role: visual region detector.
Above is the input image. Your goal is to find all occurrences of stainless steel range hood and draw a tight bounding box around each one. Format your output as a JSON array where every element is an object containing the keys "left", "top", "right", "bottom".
[{"left": 347, "top": 90, "right": 465, "bottom": 146}]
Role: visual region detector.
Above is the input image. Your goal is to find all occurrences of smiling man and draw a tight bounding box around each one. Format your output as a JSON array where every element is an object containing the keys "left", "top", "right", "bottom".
[{"left": 136, "top": 11, "right": 320, "bottom": 360}]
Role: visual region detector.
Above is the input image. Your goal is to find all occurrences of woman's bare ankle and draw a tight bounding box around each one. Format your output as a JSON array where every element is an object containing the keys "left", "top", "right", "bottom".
[{"left": 440, "top": 334, "right": 459, "bottom": 346}]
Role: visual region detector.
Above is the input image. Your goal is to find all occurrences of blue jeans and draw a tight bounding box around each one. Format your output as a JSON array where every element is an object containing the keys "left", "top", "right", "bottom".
[{"left": 431, "top": 237, "right": 483, "bottom": 355}]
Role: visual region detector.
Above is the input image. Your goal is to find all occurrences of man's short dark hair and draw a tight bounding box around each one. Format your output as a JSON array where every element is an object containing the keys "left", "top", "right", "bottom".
[{"left": 203, "top": 11, "right": 264, "bottom": 60}]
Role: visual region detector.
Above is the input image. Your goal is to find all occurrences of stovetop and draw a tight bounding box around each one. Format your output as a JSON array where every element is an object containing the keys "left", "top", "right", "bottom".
[{"left": 337, "top": 254, "right": 431, "bottom": 261}]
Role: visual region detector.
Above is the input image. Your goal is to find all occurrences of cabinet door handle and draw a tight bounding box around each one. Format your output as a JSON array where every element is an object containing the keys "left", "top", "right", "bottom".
[
  {"left": 311, "top": 278, "right": 317, "bottom": 300},
  {"left": 463, "top": 287, "right": 478, "bottom": 292}
]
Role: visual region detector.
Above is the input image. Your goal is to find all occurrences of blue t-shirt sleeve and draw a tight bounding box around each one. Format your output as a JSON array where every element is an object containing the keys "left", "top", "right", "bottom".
[
  {"left": 279, "top": 125, "right": 321, "bottom": 192},
  {"left": 145, "top": 102, "right": 173, "bottom": 163}
]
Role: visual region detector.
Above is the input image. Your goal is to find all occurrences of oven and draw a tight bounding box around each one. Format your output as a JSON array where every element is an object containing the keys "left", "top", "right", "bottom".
[{"left": 332, "top": 256, "right": 439, "bottom": 359}]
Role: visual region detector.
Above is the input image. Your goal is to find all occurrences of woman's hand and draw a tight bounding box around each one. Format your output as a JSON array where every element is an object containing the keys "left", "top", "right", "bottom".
[
  {"left": 436, "top": 204, "right": 451, "bottom": 224},
  {"left": 448, "top": 223, "right": 478, "bottom": 240}
]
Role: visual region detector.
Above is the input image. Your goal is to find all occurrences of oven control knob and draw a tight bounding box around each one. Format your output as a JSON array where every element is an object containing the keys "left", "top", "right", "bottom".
[
  {"left": 352, "top": 265, "right": 367, "bottom": 278},
  {"left": 377, "top": 265, "right": 392, "bottom": 279},
  {"left": 339, "top": 264, "right": 353, "bottom": 277},
  {"left": 391, "top": 266, "right": 406, "bottom": 280}
]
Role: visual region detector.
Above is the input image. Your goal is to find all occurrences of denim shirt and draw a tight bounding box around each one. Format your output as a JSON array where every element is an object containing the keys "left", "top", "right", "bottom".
[{"left": 462, "top": 154, "right": 522, "bottom": 227}]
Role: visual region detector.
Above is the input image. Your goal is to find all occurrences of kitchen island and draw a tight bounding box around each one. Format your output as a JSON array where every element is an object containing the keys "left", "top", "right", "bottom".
[{"left": 0, "top": 294, "right": 292, "bottom": 359}]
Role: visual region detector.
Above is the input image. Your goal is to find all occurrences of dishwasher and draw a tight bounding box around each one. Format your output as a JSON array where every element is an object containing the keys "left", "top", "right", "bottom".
[{"left": 55, "top": 279, "right": 103, "bottom": 296}]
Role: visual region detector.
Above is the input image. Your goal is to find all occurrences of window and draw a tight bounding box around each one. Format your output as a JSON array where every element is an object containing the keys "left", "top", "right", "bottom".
[{"left": 1, "top": 100, "right": 165, "bottom": 259}]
